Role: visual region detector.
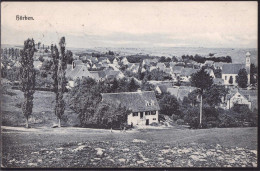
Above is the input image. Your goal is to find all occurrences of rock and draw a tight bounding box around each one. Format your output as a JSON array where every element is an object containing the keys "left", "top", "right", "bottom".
[
  {"left": 161, "top": 149, "right": 171, "bottom": 154},
  {"left": 252, "top": 162, "right": 257, "bottom": 167},
  {"left": 132, "top": 139, "right": 146, "bottom": 143},
  {"left": 94, "top": 158, "right": 101, "bottom": 160},
  {"left": 95, "top": 148, "right": 104, "bottom": 156},
  {"left": 250, "top": 150, "right": 257, "bottom": 155},
  {"left": 28, "top": 163, "right": 37, "bottom": 167},
  {"left": 166, "top": 159, "right": 171, "bottom": 163},
  {"left": 52, "top": 125, "right": 59, "bottom": 128},
  {"left": 217, "top": 156, "right": 224, "bottom": 160},
  {"left": 190, "top": 155, "right": 200, "bottom": 161},
  {"left": 119, "top": 158, "right": 126, "bottom": 162},
  {"left": 109, "top": 159, "right": 114, "bottom": 163},
  {"left": 122, "top": 148, "right": 130, "bottom": 152},
  {"left": 137, "top": 160, "right": 145, "bottom": 164}
]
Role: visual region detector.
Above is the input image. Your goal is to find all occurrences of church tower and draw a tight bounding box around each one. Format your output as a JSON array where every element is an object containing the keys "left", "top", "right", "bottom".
[{"left": 245, "top": 52, "right": 251, "bottom": 84}]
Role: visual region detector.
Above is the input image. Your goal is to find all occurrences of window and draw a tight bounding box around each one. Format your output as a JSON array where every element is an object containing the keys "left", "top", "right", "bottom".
[
  {"left": 151, "top": 111, "right": 156, "bottom": 115},
  {"left": 133, "top": 112, "right": 138, "bottom": 117},
  {"left": 225, "top": 76, "right": 227, "bottom": 80},
  {"left": 145, "top": 111, "right": 150, "bottom": 115},
  {"left": 153, "top": 118, "right": 156, "bottom": 120}
]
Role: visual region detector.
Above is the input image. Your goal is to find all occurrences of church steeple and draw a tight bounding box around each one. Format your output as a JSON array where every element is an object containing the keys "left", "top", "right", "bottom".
[{"left": 245, "top": 52, "right": 251, "bottom": 85}]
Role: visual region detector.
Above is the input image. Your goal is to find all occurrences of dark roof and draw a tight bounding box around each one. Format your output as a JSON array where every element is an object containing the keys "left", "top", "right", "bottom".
[
  {"left": 180, "top": 68, "right": 199, "bottom": 76},
  {"left": 172, "top": 66, "right": 184, "bottom": 74},
  {"left": 101, "top": 91, "right": 160, "bottom": 112},
  {"left": 222, "top": 64, "right": 246, "bottom": 74},
  {"left": 158, "top": 84, "right": 173, "bottom": 93}
]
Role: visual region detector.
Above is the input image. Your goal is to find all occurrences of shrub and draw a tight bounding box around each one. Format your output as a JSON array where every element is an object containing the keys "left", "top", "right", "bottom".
[
  {"left": 176, "top": 119, "right": 184, "bottom": 125},
  {"left": 171, "top": 114, "right": 179, "bottom": 121}
]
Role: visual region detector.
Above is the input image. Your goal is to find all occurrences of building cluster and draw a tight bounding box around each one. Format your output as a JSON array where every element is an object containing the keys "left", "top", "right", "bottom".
[{"left": 60, "top": 51, "right": 256, "bottom": 126}]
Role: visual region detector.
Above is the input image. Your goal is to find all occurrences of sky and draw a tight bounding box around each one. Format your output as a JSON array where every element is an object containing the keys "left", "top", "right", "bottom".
[{"left": 1, "top": 1, "right": 258, "bottom": 48}]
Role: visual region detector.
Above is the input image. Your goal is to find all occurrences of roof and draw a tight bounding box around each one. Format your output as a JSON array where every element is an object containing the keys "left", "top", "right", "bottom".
[
  {"left": 143, "top": 58, "right": 158, "bottom": 64},
  {"left": 158, "top": 84, "right": 173, "bottom": 93},
  {"left": 214, "top": 62, "right": 225, "bottom": 68},
  {"left": 180, "top": 68, "right": 199, "bottom": 76},
  {"left": 172, "top": 66, "right": 184, "bottom": 74},
  {"left": 222, "top": 64, "right": 246, "bottom": 74},
  {"left": 213, "top": 78, "right": 224, "bottom": 85},
  {"left": 156, "top": 63, "right": 166, "bottom": 69},
  {"left": 167, "top": 86, "right": 197, "bottom": 101},
  {"left": 73, "top": 60, "right": 84, "bottom": 66},
  {"left": 66, "top": 65, "right": 91, "bottom": 80},
  {"left": 101, "top": 91, "right": 160, "bottom": 112}
]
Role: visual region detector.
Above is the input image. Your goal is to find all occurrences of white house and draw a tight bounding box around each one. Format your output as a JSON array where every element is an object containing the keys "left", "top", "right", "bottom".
[
  {"left": 121, "top": 57, "right": 129, "bottom": 65},
  {"left": 101, "top": 91, "right": 160, "bottom": 126},
  {"left": 222, "top": 52, "right": 251, "bottom": 86},
  {"left": 225, "top": 91, "right": 252, "bottom": 110}
]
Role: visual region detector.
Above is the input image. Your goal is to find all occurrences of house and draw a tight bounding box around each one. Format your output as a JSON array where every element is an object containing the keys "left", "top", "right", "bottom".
[
  {"left": 172, "top": 66, "right": 184, "bottom": 77},
  {"left": 121, "top": 57, "right": 129, "bottom": 65},
  {"left": 214, "top": 62, "right": 225, "bottom": 70},
  {"left": 225, "top": 91, "right": 252, "bottom": 110},
  {"left": 167, "top": 86, "right": 197, "bottom": 101},
  {"left": 180, "top": 68, "right": 199, "bottom": 82},
  {"left": 213, "top": 78, "right": 224, "bottom": 85},
  {"left": 204, "top": 61, "right": 214, "bottom": 67},
  {"left": 222, "top": 52, "right": 251, "bottom": 86},
  {"left": 156, "top": 63, "right": 167, "bottom": 71},
  {"left": 143, "top": 58, "right": 158, "bottom": 66},
  {"left": 101, "top": 91, "right": 160, "bottom": 126},
  {"left": 113, "top": 57, "right": 120, "bottom": 66},
  {"left": 205, "top": 68, "right": 215, "bottom": 78}
]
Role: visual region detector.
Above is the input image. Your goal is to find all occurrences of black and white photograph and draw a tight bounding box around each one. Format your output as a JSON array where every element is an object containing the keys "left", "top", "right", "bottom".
[{"left": 0, "top": 1, "right": 258, "bottom": 168}]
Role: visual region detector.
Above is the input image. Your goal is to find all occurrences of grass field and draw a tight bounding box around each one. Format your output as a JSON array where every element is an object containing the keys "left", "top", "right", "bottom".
[
  {"left": 1, "top": 89, "right": 258, "bottom": 168},
  {"left": 1, "top": 126, "right": 257, "bottom": 168}
]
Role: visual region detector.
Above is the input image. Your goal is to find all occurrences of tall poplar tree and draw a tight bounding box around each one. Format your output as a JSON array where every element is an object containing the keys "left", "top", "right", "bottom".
[
  {"left": 20, "top": 39, "right": 36, "bottom": 128},
  {"left": 55, "top": 37, "right": 67, "bottom": 127}
]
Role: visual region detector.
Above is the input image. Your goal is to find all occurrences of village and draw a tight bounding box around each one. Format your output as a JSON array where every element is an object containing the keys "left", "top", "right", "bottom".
[{"left": 1, "top": 1, "right": 258, "bottom": 168}]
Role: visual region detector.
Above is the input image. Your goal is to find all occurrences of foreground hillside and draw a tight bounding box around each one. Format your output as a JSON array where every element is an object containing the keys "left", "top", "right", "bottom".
[{"left": 1, "top": 126, "right": 257, "bottom": 168}]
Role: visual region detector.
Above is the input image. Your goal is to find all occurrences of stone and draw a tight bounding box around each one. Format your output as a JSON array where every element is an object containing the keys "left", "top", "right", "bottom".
[
  {"left": 95, "top": 148, "right": 104, "bottom": 156},
  {"left": 119, "top": 158, "right": 126, "bottom": 162},
  {"left": 137, "top": 160, "right": 145, "bottom": 164},
  {"left": 132, "top": 139, "right": 146, "bottom": 143}
]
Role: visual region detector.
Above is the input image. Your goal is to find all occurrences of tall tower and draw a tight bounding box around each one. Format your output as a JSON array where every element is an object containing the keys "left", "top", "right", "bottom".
[{"left": 245, "top": 52, "right": 251, "bottom": 84}]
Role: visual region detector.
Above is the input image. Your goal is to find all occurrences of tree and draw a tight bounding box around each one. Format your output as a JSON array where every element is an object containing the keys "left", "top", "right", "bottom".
[
  {"left": 128, "top": 78, "right": 140, "bottom": 92},
  {"left": 250, "top": 63, "right": 257, "bottom": 85},
  {"left": 37, "top": 42, "right": 41, "bottom": 49},
  {"left": 39, "top": 56, "right": 44, "bottom": 62},
  {"left": 55, "top": 37, "right": 67, "bottom": 127},
  {"left": 229, "top": 76, "right": 233, "bottom": 84},
  {"left": 20, "top": 39, "right": 36, "bottom": 128},
  {"left": 214, "top": 68, "right": 222, "bottom": 78},
  {"left": 236, "top": 68, "right": 248, "bottom": 88},
  {"left": 190, "top": 68, "right": 213, "bottom": 127},
  {"left": 66, "top": 50, "right": 73, "bottom": 64},
  {"left": 203, "top": 85, "right": 228, "bottom": 107},
  {"left": 159, "top": 93, "right": 180, "bottom": 116},
  {"left": 137, "top": 59, "right": 143, "bottom": 80}
]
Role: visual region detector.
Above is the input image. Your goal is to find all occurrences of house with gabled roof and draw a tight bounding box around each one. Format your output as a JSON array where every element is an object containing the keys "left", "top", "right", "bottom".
[
  {"left": 224, "top": 91, "right": 252, "bottom": 110},
  {"left": 180, "top": 68, "right": 199, "bottom": 82},
  {"left": 167, "top": 86, "right": 197, "bottom": 101},
  {"left": 101, "top": 91, "right": 160, "bottom": 126},
  {"left": 143, "top": 58, "right": 158, "bottom": 66},
  {"left": 121, "top": 57, "right": 129, "bottom": 65}
]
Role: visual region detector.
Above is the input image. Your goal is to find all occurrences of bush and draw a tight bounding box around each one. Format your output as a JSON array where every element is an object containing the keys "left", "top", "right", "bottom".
[
  {"left": 171, "top": 114, "right": 179, "bottom": 121},
  {"left": 176, "top": 119, "right": 184, "bottom": 125}
]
